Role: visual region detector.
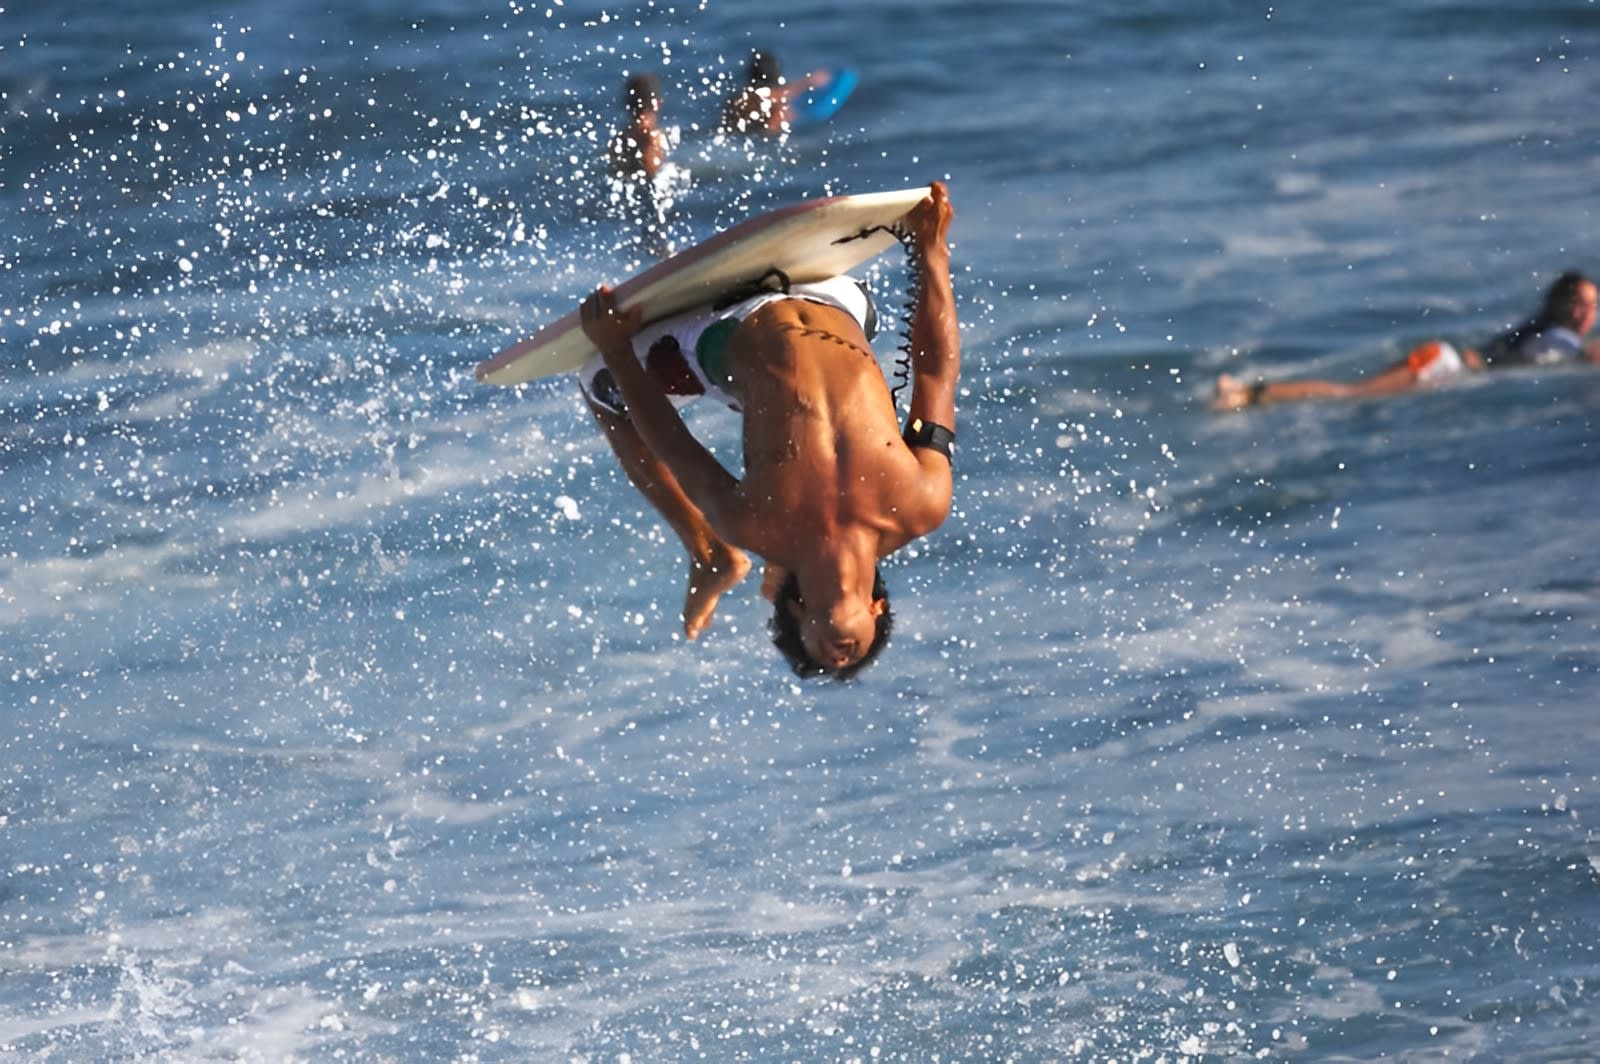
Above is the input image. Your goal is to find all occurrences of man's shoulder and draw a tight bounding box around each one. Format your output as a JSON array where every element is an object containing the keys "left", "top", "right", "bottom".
[
  {"left": 1505, "top": 321, "right": 1582, "bottom": 364},
  {"left": 1484, "top": 319, "right": 1573, "bottom": 365}
]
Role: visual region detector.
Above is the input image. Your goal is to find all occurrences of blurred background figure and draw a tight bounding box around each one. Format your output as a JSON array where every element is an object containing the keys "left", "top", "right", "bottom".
[
  {"left": 606, "top": 72, "right": 677, "bottom": 256},
  {"left": 608, "top": 72, "right": 668, "bottom": 179},
  {"left": 719, "top": 49, "right": 827, "bottom": 135},
  {"left": 1214, "top": 271, "right": 1599, "bottom": 410}
]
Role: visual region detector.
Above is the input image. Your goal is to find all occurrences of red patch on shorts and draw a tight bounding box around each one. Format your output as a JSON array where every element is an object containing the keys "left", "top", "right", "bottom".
[
  {"left": 645, "top": 336, "right": 705, "bottom": 397},
  {"left": 1406, "top": 341, "right": 1443, "bottom": 377}
]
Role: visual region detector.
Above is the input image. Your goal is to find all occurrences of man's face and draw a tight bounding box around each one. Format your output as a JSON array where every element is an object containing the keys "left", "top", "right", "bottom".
[
  {"left": 795, "top": 595, "right": 886, "bottom": 671},
  {"left": 1574, "top": 282, "right": 1598, "bottom": 335}
]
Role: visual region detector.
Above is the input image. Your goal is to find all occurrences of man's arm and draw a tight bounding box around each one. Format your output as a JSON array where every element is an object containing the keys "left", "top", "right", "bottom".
[
  {"left": 899, "top": 182, "right": 959, "bottom": 533},
  {"left": 776, "top": 69, "right": 831, "bottom": 109},
  {"left": 579, "top": 289, "right": 747, "bottom": 535}
]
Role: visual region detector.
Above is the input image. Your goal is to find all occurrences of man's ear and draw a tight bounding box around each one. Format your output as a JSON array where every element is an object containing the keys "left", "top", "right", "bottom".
[{"left": 869, "top": 596, "right": 888, "bottom": 619}]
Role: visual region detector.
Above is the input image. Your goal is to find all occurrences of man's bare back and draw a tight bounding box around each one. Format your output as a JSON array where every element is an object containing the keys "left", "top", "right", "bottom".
[{"left": 718, "top": 299, "right": 944, "bottom": 569}]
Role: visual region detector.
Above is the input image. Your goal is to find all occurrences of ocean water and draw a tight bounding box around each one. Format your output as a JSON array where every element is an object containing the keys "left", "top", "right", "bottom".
[{"left": 3, "top": 0, "right": 1598, "bottom": 1059}]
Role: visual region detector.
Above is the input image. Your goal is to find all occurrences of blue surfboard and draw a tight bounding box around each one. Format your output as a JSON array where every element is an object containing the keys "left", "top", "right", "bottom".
[{"left": 791, "top": 68, "right": 859, "bottom": 128}]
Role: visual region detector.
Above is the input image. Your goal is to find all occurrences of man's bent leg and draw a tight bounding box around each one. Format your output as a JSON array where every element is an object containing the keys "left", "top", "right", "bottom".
[{"left": 584, "top": 393, "right": 750, "bottom": 638}]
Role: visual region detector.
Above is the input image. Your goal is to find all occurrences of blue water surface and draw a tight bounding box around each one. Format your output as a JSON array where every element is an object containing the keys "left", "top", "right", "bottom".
[{"left": 2, "top": 1, "right": 1597, "bottom": 1059}]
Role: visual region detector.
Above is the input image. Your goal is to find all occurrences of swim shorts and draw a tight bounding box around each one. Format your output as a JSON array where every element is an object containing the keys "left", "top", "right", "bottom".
[
  {"left": 1406, "top": 340, "right": 1467, "bottom": 383},
  {"left": 579, "top": 275, "right": 876, "bottom": 417}
]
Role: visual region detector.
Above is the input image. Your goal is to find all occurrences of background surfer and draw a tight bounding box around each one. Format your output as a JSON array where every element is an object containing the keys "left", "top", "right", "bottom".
[
  {"left": 1214, "top": 271, "right": 1600, "bottom": 410},
  {"left": 607, "top": 72, "right": 669, "bottom": 179},
  {"left": 719, "top": 50, "right": 830, "bottom": 135},
  {"left": 578, "top": 182, "right": 959, "bottom": 678},
  {"left": 605, "top": 72, "right": 674, "bottom": 254}
]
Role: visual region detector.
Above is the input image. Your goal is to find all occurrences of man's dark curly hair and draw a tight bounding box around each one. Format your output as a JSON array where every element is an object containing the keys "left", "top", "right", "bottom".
[{"left": 769, "top": 569, "right": 893, "bottom": 681}]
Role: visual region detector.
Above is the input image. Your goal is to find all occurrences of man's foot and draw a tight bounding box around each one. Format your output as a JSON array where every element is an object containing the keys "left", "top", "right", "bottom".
[
  {"left": 683, "top": 544, "right": 752, "bottom": 639},
  {"left": 1213, "top": 373, "right": 1252, "bottom": 411}
]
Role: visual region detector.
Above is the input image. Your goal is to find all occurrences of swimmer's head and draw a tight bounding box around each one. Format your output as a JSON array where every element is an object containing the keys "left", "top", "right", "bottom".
[
  {"left": 746, "top": 50, "right": 781, "bottom": 88},
  {"left": 769, "top": 568, "right": 893, "bottom": 681},
  {"left": 1542, "top": 271, "right": 1597, "bottom": 334},
  {"left": 622, "top": 73, "right": 662, "bottom": 117}
]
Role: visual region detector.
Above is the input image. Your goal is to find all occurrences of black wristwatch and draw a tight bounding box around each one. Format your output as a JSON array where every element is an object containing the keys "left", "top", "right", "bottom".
[{"left": 903, "top": 417, "right": 955, "bottom": 460}]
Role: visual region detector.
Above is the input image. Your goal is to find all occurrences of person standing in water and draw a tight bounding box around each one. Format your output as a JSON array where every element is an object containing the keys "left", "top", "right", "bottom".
[
  {"left": 607, "top": 72, "right": 669, "bottom": 179},
  {"left": 605, "top": 72, "right": 676, "bottom": 254}
]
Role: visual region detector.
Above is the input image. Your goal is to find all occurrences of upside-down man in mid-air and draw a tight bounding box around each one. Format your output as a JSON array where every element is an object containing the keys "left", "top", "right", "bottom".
[{"left": 578, "top": 182, "right": 958, "bottom": 679}]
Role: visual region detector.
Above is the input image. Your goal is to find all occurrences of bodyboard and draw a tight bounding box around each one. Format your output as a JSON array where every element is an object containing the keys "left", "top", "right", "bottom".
[
  {"left": 476, "top": 185, "right": 927, "bottom": 386},
  {"left": 791, "top": 68, "right": 859, "bottom": 127}
]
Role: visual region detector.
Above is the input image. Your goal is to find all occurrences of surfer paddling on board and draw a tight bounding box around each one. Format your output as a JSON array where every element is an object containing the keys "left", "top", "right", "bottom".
[
  {"left": 577, "top": 182, "right": 958, "bottom": 678},
  {"left": 1214, "top": 271, "right": 1600, "bottom": 410}
]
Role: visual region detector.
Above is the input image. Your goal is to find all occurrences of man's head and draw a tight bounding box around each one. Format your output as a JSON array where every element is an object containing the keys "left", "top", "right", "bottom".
[
  {"left": 623, "top": 73, "right": 662, "bottom": 118},
  {"left": 769, "top": 569, "right": 893, "bottom": 680},
  {"left": 745, "top": 50, "right": 781, "bottom": 88},
  {"left": 1541, "top": 271, "right": 1598, "bottom": 334}
]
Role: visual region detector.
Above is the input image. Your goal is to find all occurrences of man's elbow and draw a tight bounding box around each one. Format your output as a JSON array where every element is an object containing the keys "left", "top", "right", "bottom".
[{"left": 909, "top": 493, "right": 954, "bottom": 538}]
